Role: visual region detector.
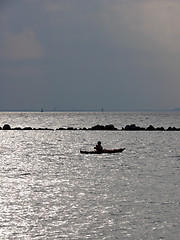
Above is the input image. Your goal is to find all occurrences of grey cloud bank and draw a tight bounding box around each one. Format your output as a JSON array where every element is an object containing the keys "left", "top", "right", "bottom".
[{"left": 0, "top": 0, "right": 180, "bottom": 111}]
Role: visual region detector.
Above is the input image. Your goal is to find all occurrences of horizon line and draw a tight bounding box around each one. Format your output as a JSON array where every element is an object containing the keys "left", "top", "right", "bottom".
[{"left": 0, "top": 108, "right": 180, "bottom": 112}]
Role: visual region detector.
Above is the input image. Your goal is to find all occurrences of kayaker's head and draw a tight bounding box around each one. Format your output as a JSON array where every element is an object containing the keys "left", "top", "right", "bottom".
[{"left": 98, "top": 141, "right": 101, "bottom": 145}]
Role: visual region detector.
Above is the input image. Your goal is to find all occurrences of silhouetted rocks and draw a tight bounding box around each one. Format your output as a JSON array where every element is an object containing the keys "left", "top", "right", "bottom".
[
  {"left": 1, "top": 125, "right": 54, "bottom": 131},
  {"left": 34, "top": 128, "right": 54, "bottom": 131},
  {"left": 0, "top": 123, "right": 179, "bottom": 131},
  {"left": 166, "top": 127, "right": 180, "bottom": 131},
  {"left": 23, "top": 127, "right": 33, "bottom": 130},
  {"left": 79, "top": 127, "right": 88, "bottom": 130},
  {"left": 105, "top": 124, "right": 118, "bottom": 130},
  {"left": 146, "top": 125, "right": 155, "bottom": 131},
  {"left": 12, "top": 127, "right": 22, "bottom": 130},
  {"left": 91, "top": 125, "right": 105, "bottom": 130},
  {"left": 156, "top": 127, "right": 165, "bottom": 131},
  {"left": 67, "top": 127, "right": 77, "bottom": 130},
  {"left": 122, "top": 124, "right": 179, "bottom": 131},
  {"left": 122, "top": 124, "right": 145, "bottom": 131},
  {"left": 56, "top": 127, "right": 77, "bottom": 130},
  {"left": 56, "top": 124, "right": 117, "bottom": 131},
  {"left": 90, "top": 124, "right": 117, "bottom": 130},
  {"left": 3, "top": 124, "right": 11, "bottom": 130}
]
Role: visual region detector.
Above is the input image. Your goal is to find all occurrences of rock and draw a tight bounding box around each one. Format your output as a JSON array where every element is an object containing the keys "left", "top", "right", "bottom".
[
  {"left": 104, "top": 124, "right": 118, "bottom": 130},
  {"left": 146, "top": 125, "right": 155, "bottom": 131},
  {"left": 167, "top": 127, "right": 173, "bottom": 131},
  {"left": 67, "top": 127, "right": 77, "bottom": 130},
  {"left": 0, "top": 123, "right": 179, "bottom": 131},
  {"left": 91, "top": 125, "right": 105, "bottom": 130},
  {"left": 123, "top": 124, "right": 137, "bottom": 131},
  {"left": 23, "top": 127, "right": 32, "bottom": 130},
  {"left": 3, "top": 124, "right": 11, "bottom": 130},
  {"left": 56, "top": 128, "right": 66, "bottom": 130},
  {"left": 156, "top": 127, "right": 165, "bottom": 131},
  {"left": 122, "top": 124, "right": 166, "bottom": 131},
  {"left": 34, "top": 128, "right": 54, "bottom": 130},
  {"left": 79, "top": 127, "right": 87, "bottom": 130},
  {"left": 136, "top": 126, "right": 146, "bottom": 131},
  {"left": 12, "top": 127, "right": 22, "bottom": 130},
  {"left": 167, "top": 126, "right": 180, "bottom": 131}
]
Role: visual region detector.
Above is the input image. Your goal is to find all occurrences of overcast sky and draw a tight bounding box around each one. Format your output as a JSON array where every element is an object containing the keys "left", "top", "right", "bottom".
[{"left": 0, "top": 0, "right": 180, "bottom": 111}]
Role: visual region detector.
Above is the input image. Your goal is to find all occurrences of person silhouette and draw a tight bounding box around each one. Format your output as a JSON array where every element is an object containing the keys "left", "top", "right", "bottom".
[{"left": 95, "top": 141, "right": 103, "bottom": 153}]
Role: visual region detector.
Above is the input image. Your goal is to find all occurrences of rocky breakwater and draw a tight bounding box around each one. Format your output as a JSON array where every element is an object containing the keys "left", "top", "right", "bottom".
[
  {"left": 56, "top": 124, "right": 118, "bottom": 131},
  {"left": 1, "top": 124, "right": 54, "bottom": 131},
  {"left": 1, "top": 124, "right": 179, "bottom": 131},
  {"left": 1, "top": 124, "right": 118, "bottom": 131},
  {"left": 122, "top": 124, "right": 180, "bottom": 131}
]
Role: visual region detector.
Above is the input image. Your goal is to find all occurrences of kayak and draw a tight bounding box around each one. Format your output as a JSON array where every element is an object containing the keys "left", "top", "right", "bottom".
[{"left": 80, "top": 148, "right": 125, "bottom": 154}]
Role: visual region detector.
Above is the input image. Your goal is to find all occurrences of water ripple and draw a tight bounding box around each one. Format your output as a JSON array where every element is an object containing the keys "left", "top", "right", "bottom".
[{"left": 0, "top": 113, "right": 180, "bottom": 239}]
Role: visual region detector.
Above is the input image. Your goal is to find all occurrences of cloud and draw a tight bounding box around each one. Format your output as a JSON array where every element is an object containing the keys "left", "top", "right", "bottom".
[
  {"left": 2, "top": 29, "right": 43, "bottom": 60},
  {"left": 0, "top": 0, "right": 180, "bottom": 110},
  {"left": 101, "top": 0, "right": 180, "bottom": 53}
]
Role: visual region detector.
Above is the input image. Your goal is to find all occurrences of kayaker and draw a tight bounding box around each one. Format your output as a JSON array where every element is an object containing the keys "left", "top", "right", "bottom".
[{"left": 95, "top": 141, "right": 103, "bottom": 153}]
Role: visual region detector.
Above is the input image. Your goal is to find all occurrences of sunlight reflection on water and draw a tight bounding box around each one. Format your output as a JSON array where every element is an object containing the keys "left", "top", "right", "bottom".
[{"left": 0, "top": 112, "right": 180, "bottom": 239}]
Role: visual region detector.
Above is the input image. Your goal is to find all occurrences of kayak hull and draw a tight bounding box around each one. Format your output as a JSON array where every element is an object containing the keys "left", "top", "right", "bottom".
[{"left": 80, "top": 148, "right": 125, "bottom": 154}]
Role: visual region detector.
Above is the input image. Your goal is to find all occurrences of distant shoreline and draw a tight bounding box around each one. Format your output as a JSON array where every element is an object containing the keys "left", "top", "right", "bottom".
[{"left": 0, "top": 109, "right": 180, "bottom": 112}]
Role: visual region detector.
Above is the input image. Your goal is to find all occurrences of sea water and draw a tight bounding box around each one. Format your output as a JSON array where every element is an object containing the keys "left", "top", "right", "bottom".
[{"left": 0, "top": 112, "right": 179, "bottom": 240}]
